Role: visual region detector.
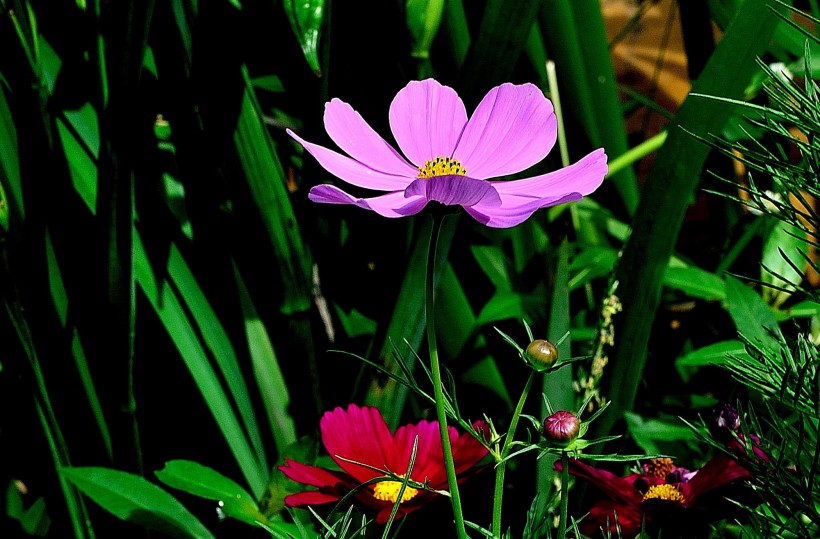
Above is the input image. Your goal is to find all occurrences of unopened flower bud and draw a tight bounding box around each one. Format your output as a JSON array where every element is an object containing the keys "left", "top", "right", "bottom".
[
  {"left": 709, "top": 403, "right": 740, "bottom": 442},
  {"left": 525, "top": 339, "right": 558, "bottom": 371},
  {"left": 543, "top": 410, "right": 579, "bottom": 447}
]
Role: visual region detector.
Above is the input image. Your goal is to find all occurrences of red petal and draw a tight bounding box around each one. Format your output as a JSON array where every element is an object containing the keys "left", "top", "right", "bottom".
[
  {"left": 580, "top": 499, "right": 643, "bottom": 538},
  {"left": 558, "top": 459, "right": 644, "bottom": 507},
  {"left": 284, "top": 491, "right": 341, "bottom": 507},
  {"left": 682, "top": 453, "right": 751, "bottom": 505},
  {"left": 278, "top": 458, "right": 352, "bottom": 488}
]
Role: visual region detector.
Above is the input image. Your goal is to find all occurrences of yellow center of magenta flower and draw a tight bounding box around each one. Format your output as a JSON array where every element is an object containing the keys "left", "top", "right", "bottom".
[
  {"left": 643, "top": 457, "right": 675, "bottom": 478},
  {"left": 372, "top": 475, "right": 419, "bottom": 504},
  {"left": 417, "top": 156, "right": 467, "bottom": 178},
  {"left": 642, "top": 484, "right": 685, "bottom": 503}
]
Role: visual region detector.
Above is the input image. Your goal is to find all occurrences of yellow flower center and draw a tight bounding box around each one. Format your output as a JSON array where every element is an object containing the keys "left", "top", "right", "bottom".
[
  {"left": 642, "top": 484, "right": 685, "bottom": 503},
  {"left": 643, "top": 457, "right": 675, "bottom": 478},
  {"left": 417, "top": 156, "right": 467, "bottom": 178},
  {"left": 372, "top": 475, "right": 419, "bottom": 504}
]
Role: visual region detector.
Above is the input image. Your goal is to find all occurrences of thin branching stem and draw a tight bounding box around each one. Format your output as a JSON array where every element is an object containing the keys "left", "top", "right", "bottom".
[{"left": 492, "top": 370, "right": 536, "bottom": 536}]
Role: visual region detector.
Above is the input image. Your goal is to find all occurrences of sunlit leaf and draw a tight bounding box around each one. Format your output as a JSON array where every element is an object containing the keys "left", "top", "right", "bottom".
[
  {"left": 282, "top": 0, "right": 325, "bottom": 76},
  {"left": 406, "top": 0, "right": 445, "bottom": 59},
  {"left": 663, "top": 265, "right": 726, "bottom": 301}
]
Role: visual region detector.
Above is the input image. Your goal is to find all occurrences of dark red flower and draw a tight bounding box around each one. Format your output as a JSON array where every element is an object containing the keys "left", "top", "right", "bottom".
[
  {"left": 279, "top": 404, "right": 488, "bottom": 524},
  {"left": 557, "top": 455, "right": 754, "bottom": 538}
]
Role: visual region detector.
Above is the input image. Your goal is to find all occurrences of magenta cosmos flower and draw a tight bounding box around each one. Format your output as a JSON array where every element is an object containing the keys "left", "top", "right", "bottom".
[
  {"left": 288, "top": 79, "right": 607, "bottom": 228},
  {"left": 279, "top": 404, "right": 488, "bottom": 524},
  {"left": 558, "top": 455, "right": 755, "bottom": 538}
]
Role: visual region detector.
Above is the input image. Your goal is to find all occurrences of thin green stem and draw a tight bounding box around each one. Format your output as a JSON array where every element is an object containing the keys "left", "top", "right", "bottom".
[
  {"left": 425, "top": 213, "right": 467, "bottom": 539},
  {"left": 492, "top": 370, "right": 536, "bottom": 537},
  {"left": 558, "top": 451, "right": 570, "bottom": 537}
]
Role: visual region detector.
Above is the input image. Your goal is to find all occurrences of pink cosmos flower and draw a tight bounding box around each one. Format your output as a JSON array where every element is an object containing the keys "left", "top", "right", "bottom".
[
  {"left": 279, "top": 404, "right": 488, "bottom": 524},
  {"left": 289, "top": 79, "right": 607, "bottom": 228},
  {"left": 557, "top": 455, "right": 755, "bottom": 538}
]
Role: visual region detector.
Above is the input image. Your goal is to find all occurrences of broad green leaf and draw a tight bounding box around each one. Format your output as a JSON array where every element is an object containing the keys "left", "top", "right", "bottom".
[
  {"left": 45, "top": 230, "right": 112, "bottom": 459},
  {"left": 6, "top": 483, "right": 50, "bottom": 537},
  {"left": 37, "top": 36, "right": 61, "bottom": 95},
  {"left": 443, "top": 0, "right": 470, "bottom": 67},
  {"left": 461, "top": 356, "right": 512, "bottom": 409},
  {"left": 725, "top": 275, "right": 781, "bottom": 354},
  {"left": 251, "top": 74, "right": 285, "bottom": 93},
  {"left": 569, "top": 245, "right": 619, "bottom": 290},
  {"left": 134, "top": 235, "right": 267, "bottom": 497},
  {"left": 0, "top": 84, "right": 21, "bottom": 223},
  {"left": 63, "top": 104, "right": 100, "bottom": 157},
  {"left": 167, "top": 245, "right": 268, "bottom": 473},
  {"left": 235, "top": 266, "right": 297, "bottom": 455},
  {"left": 761, "top": 220, "right": 806, "bottom": 308},
  {"left": 776, "top": 299, "right": 820, "bottom": 321},
  {"left": 663, "top": 265, "right": 726, "bottom": 301},
  {"left": 56, "top": 118, "right": 97, "bottom": 213},
  {"left": 675, "top": 339, "right": 753, "bottom": 382},
  {"left": 282, "top": 0, "right": 325, "bottom": 75},
  {"left": 235, "top": 70, "right": 311, "bottom": 316},
  {"left": 60, "top": 467, "right": 215, "bottom": 539},
  {"left": 155, "top": 460, "right": 265, "bottom": 527},
  {"left": 436, "top": 262, "right": 478, "bottom": 360},
  {"left": 333, "top": 305, "right": 377, "bottom": 338},
  {"left": 476, "top": 291, "right": 542, "bottom": 326},
  {"left": 624, "top": 412, "right": 696, "bottom": 455},
  {"left": 471, "top": 245, "right": 512, "bottom": 292},
  {"left": 406, "top": 0, "right": 445, "bottom": 59}
]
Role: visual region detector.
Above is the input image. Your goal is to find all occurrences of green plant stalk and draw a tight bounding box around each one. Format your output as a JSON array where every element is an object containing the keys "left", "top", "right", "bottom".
[
  {"left": 425, "top": 213, "right": 466, "bottom": 539},
  {"left": 558, "top": 451, "right": 569, "bottom": 536},
  {"left": 605, "top": 131, "right": 668, "bottom": 179},
  {"left": 592, "top": 0, "right": 784, "bottom": 443},
  {"left": 492, "top": 370, "right": 536, "bottom": 536}
]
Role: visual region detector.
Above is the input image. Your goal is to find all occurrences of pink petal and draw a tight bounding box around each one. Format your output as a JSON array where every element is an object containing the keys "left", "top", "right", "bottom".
[
  {"left": 284, "top": 491, "right": 341, "bottom": 507},
  {"left": 392, "top": 420, "right": 451, "bottom": 485},
  {"left": 278, "top": 458, "right": 352, "bottom": 488},
  {"left": 389, "top": 79, "right": 468, "bottom": 166},
  {"left": 321, "top": 404, "right": 397, "bottom": 483},
  {"left": 453, "top": 83, "right": 556, "bottom": 179},
  {"left": 308, "top": 185, "right": 428, "bottom": 218},
  {"left": 465, "top": 193, "right": 581, "bottom": 228},
  {"left": 492, "top": 148, "right": 608, "bottom": 197},
  {"left": 288, "top": 129, "right": 414, "bottom": 191},
  {"left": 404, "top": 176, "right": 502, "bottom": 207},
  {"left": 323, "top": 99, "right": 418, "bottom": 177}
]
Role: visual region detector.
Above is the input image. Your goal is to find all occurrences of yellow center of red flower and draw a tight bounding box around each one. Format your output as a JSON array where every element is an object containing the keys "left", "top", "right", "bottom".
[
  {"left": 417, "top": 156, "right": 467, "bottom": 178},
  {"left": 642, "top": 484, "right": 685, "bottom": 503},
  {"left": 372, "top": 475, "right": 419, "bottom": 504}
]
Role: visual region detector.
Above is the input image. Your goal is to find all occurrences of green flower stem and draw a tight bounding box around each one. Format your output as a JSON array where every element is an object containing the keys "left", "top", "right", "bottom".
[
  {"left": 492, "top": 370, "right": 536, "bottom": 537},
  {"left": 425, "top": 213, "right": 467, "bottom": 539},
  {"left": 558, "top": 451, "right": 570, "bottom": 536}
]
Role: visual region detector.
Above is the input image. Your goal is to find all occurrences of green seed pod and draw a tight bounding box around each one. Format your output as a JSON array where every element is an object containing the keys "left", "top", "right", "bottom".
[{"left": 524, "top": 339, "right": 558, "bottom": 371}]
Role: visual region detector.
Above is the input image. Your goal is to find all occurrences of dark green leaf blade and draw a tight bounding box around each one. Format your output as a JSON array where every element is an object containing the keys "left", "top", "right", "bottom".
[
  {"left": 60, "top": 467, "right": 215, "bottom": 539},
  {"left": 155, "top": 460, "right": 266, "bottom": 527}
]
